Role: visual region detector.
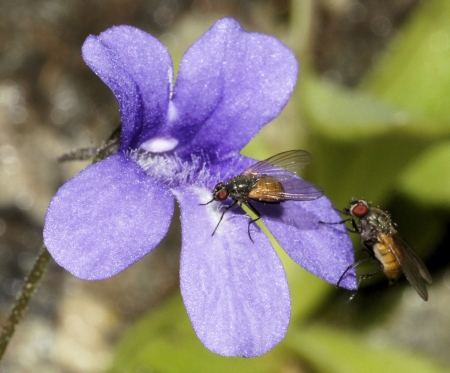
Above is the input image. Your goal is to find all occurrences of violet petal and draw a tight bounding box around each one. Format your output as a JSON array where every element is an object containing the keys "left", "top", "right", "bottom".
[
  {"left": 174, "top": 186, "right": 290, "bottom": 357},
  {"left": 171, "top": 18, "right": 298, "bottom": 158},
  {"left": 44, "top": 154, "right": 174, "bottom": 280},
  {"left": 82, "top": 26, "right": 172, "bottom": 150},
  {"left": 260, "top": 198, "right": 357, "bottom": 290}
]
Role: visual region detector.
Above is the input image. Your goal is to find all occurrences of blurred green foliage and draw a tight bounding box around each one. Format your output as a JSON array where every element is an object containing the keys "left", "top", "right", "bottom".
[
  {"left": 301, "top": 70, "right": 433, "bottom": 206},
  {"left": 362, "top": 0, "right": 450, "bottom": 124},
  {"left": 286, "top": 324, "right": 449, "bottom": 373},
  {"left": 109, "top": 293, "right": 283, "bottom": 373},
  {"left": 109, "top": 0, "right": 450, "bottom": 372},
  {"left": 399, "top": 141, "right": 450, "bottom": 206}
]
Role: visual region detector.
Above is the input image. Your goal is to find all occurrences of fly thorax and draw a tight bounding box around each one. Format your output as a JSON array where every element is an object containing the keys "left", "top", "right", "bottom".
[
  {"left": 226, "top": 175, "right": 257, "bottom": 201},
  {"left": 375, "top": 211, "right": 397, "bottom": 234},
  {"left": 359, "top": 217, "right": 377, "bottom": 243},
  {"left": 364, "top": 209, "right": 395, "bottom": 235}
]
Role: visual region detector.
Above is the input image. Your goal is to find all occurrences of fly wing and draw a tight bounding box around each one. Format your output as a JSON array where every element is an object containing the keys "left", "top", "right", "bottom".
[
  {"left": 251, "top": 175, "right": 323, "bottom": 201},
  {"left": 243, "top": 150, "right": 323, "bottom": 201},
  {"left": 243, "top": 150, "right": 311, "bottom": 177},
  {"left": 384, "top": 234, "right": 432, "bottom": 301}
]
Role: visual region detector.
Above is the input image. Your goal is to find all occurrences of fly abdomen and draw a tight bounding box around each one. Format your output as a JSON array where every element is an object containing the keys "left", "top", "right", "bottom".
[
  {"left": 247, "top": 176, "right": 284, "bottom": 202},
  {"left": 373, "top": 240, "right": 401, "bottom": 280}
]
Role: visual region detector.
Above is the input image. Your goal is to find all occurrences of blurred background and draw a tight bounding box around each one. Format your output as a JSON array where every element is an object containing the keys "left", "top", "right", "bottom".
[{"left": 1, "top": 0, "right": 450, "bottom": 372}]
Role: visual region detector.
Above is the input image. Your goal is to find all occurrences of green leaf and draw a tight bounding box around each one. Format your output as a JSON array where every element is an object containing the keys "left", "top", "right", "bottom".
[
  {"left": 301, "top": 71, "right": 409, "bottom": 140},
  {"left": 109, "top": 292, "right": 283, "bottom": 373},
  {"left": 398, "top": 141, "right": 450, "bottom": 206},
  {"left": 299, "top": 70, "right": 434, "bottom": 206},
  {"left": 362, "top": 0, "right": 450, "bottom": 127},
  {"left": 300, "top": 70, "right": 438, "bottom": 141},
  {"left": 286, "top": 324, "right": 449, "bottom": 373}
]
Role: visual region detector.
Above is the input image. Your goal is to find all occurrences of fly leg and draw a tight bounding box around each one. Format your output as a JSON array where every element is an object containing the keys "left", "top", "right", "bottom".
[
  {"left": 243, "top": 201, "right": 262, "bottom": 243},
  {"left": 337, "top": 256, "right": 381, "bottom": 301},
  {"left": 337, "top": 256, "right": 372, "bottom": 288},
  {"left": 346, "top": 270, "right": 381, "bottom": 301},
  {"left": 319, "top": 218, "right": 360, "bottom": 233},
  {"left": 336, "top": 256, "right": 381, "bottom": 302},
  {"left": 211, "top": 200, "right": 238, "bottom": 236},
  {"left": 199, "top": 199, "right": 214, "bottom": 206}
]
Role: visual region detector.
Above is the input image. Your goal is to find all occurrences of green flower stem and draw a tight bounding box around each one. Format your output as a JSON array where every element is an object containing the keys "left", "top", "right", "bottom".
[{"left": 0, "top": 245, "right": 51, "bottom": 360}]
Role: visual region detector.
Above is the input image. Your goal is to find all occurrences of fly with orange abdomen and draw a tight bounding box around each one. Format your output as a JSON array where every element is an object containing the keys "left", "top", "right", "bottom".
[
  {"left": 328, "top": 199, "right": 432, "bottom": 301},
  {"left": 202, "top": 150, "right": 324, "bottom": 241}
]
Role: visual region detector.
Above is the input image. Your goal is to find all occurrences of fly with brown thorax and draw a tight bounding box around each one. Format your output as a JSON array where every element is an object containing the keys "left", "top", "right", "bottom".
[
  {"left": 202, "top": 150, "right": 324, "bottom": 242},
  {"left": 323, "top": 198, "right": 432, "bottom": 301}
]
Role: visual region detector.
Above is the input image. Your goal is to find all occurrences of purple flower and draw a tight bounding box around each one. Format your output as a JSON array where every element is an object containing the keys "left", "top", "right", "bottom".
[{"left": 44, "top": 18, "right": 356, "bottom": 357}]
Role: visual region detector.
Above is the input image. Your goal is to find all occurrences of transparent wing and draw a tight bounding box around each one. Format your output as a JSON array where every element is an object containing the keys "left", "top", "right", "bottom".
[
  {"left": 244, "top": 150, "right": 323, "bottom": 201},
  {"left": 243, "top": 150, "right": 311, "bottom": 178},
  {"left": 382, "top": 233, "right": 432, "bottom": 301},
  {"left": 251, "top": 175, "right": 323, "bottom": 201}
]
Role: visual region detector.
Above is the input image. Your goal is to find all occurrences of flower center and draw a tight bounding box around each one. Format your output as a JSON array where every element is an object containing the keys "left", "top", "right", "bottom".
[
  {"left": 130, "top": 149, "right": 212, "bottom": 189},
  {"left": 140, "top": 137, "right": 179, "bottom": 153}
]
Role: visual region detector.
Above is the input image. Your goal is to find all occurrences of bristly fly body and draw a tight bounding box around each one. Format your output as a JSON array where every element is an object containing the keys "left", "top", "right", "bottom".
[
  {"left": 202, "top": 150, "right": 324, "bottom": 241},
  {"left": 328, "top": 199, "right": 432, "bottom": 301}
]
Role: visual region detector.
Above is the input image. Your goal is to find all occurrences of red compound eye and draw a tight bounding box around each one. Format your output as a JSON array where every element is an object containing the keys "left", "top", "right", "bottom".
[
  {"left": 351, "top": 203, "right": 369, "bottom": 217},
  {"left": 216, "top": 189, "right": 228, "bottom": 201},
  {"left": 213, "top": 182, "right": 228, "bottom": 201}
]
